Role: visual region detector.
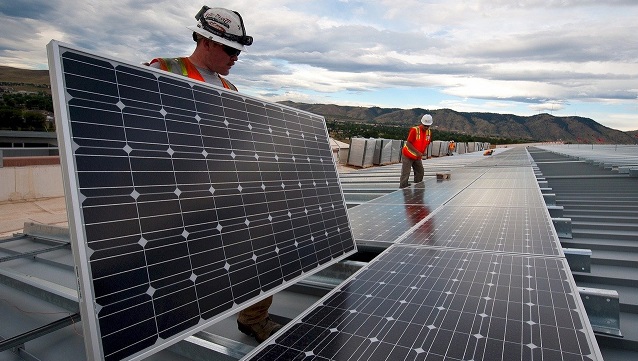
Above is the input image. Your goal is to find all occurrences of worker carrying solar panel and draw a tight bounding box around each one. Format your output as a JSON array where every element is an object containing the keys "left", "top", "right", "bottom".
[
  {"left": 146, "top": 5, "right": 281, "bottom": 343},
  {"left": 400, "top": 114, "right": 433, "bottom": 188}
]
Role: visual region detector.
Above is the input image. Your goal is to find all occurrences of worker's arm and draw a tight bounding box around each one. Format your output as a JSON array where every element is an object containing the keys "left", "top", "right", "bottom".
[{"left": 405, "top": 141, "right": 423, "bottom": 158}]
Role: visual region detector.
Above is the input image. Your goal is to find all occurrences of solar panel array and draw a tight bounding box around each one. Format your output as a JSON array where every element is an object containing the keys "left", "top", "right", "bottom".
[
  {"left": 243, "top": 147, "right": 602, "bottom": 361},
  {"left": 47, "top": 41, "right": 356, "bottom": 361}
]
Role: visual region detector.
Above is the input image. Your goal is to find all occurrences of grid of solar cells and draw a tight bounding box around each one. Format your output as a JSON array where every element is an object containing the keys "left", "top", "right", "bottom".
[
  {"left": 348, "top": 174, "right": 481, "bottom": 247},
  {"left": 366, "top": 184, "right": 458, "bottom": 207},
  {"left": 472, "top": 155, "right": 534, "bottom": 167},
  {"left": 244, "top": 245, "right": 599, "bottom": 361},
  {"left": 467, "top": 177, "right": 540, "bottom": 189},
  {"left": 399, "top": 206, "right": 562, "bottom": 256},
  {"left": 479, "top": 167, "right": 538, "bottom": 178},
  {"left": 347, "top": 202, "right": 432, "bottom": 245},
  {"left": 445, "top": 188, "right": 546, "bottom": 208},
  {"left": 49, "top": 42, "right": 356, "bottom": 360}
]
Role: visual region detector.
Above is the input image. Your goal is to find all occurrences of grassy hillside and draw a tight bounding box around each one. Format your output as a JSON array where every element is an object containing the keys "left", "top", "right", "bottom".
[{"left": 0, "top": 65, "right": 51, "bottom": 93}]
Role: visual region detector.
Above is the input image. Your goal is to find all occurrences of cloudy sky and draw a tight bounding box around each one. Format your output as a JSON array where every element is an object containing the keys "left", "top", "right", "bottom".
[{"left": 1, "top": 0, "right": 637, "bottom": 131}]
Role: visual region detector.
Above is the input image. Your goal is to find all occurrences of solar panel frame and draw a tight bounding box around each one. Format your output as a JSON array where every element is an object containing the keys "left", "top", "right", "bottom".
[{"left": 47, "top": 40, "right": 356, "bottom": 361}]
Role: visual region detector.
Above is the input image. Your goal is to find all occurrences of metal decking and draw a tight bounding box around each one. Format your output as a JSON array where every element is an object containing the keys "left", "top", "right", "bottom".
[{"left": 529, "top": 145, "right": 638, "bottom": 361}]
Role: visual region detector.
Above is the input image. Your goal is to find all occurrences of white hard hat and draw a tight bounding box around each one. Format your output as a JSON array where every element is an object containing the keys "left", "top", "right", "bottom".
[
  {"left": 187, "top": 6, "right": 253, "bottom": 51},
  {"left": 421, "top": 114, "right": 433, "bottom": 126}
]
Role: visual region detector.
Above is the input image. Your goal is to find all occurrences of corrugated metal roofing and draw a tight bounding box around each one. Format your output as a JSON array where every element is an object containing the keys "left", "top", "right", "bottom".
[{"left": 529, "top": 145, "right": 638, "bottom": 361}]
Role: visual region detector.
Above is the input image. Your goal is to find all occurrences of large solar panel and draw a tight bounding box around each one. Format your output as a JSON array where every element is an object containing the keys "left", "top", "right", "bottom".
[
  {"left": 47, "top": 41, "right": 356, "bottom": 360},
  {"left": 244, "top": 245, "right": 601, "bottom": 361}
]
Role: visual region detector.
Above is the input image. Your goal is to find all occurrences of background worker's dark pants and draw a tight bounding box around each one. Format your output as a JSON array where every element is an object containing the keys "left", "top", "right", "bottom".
[{"left": 400, "top": 156, "right": 424, "bottom": 188}]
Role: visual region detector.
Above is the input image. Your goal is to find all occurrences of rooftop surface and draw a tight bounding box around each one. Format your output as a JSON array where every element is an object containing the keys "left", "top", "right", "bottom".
[{"left": 2, "top": 144, "right": 638, "bottom": 360}]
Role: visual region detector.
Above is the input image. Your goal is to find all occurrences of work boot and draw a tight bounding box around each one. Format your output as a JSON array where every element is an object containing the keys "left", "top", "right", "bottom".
[{"left": 237, "top": 317, "right": 282, "bottom": 343}]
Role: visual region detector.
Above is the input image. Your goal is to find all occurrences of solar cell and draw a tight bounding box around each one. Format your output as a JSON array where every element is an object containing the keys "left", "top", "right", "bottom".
[
  {"left": 48, "top": 41, "right": 356, "bottom": 360},
  {"left": 243, "top": 245, "right": 601, "bottom": 361}
]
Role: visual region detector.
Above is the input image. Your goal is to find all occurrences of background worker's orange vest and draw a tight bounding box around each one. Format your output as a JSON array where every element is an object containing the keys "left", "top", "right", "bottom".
[{"left": 402, "top": 126, "right": 431, "bottom": 160}]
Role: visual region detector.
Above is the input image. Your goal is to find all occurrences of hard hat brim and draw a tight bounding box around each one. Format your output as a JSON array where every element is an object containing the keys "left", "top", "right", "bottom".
[{"left": 187, "top": 26, "right": 245, "bottom": 51}]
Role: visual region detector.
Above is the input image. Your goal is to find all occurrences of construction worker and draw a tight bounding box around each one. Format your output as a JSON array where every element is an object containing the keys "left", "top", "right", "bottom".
[
  {"left": 148, "top": 6, "right": 281, "bottom": 343},
  {"left": 448, "top": 140, "right": 456, "bottom": 156},
  {"left": 399, "top": 114, "right": 433, "bottom": 188}
]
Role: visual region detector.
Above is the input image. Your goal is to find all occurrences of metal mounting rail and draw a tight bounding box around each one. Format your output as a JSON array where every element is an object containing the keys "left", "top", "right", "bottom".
[
  {"left": 0, "top": 242, "right": 70, "bottom": 263},
  {"left": 0, "top": 312, "right": 81, "bottom": 353}
]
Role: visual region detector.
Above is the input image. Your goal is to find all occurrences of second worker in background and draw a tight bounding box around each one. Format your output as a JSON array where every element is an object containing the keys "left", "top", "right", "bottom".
[{"left": 399, "top": 114, "right": 433, "bottom": 188}]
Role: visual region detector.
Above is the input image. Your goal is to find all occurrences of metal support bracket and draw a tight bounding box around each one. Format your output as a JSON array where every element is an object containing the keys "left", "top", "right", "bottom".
[
  {"left": 578, "top": 287, "right": 622, "bottom": 337},
  {"left": 553, "top": 217, "right": 572, "bottom": 238},
  {"left": 563, "top": 248, "right": 591, "bottom": 272}
]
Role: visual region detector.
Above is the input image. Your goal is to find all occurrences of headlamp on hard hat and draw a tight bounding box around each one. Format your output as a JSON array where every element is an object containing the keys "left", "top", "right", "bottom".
[{"left": 195, "top": 6, "right": 253, "bottom": 46}]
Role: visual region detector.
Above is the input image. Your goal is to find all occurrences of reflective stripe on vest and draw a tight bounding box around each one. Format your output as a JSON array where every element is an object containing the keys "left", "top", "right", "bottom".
[
  {"left": 150, "top": 57, "right": 236, "bottom": 91},
  {"left": 402, "top": 126, "right": 431, "bottom": 160}
]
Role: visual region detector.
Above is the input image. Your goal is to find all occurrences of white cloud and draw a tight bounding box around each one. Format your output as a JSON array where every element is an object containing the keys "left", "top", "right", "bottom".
[{"left": 1, "top": 0, "right": 637, "bottom": 131}]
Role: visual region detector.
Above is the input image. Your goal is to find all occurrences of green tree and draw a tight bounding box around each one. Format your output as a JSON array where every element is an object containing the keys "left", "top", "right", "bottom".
[
  {"left": 0, "top": 108, "right": 23, "bottom": 130},
  {"left": 23, "top": 110, "right": 47, "bottom": 130}
]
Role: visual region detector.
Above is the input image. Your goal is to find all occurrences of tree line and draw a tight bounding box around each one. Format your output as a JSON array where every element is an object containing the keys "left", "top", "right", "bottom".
[
  {"left": 0, "top": 92, "right": 54, "bottom": 131},
  {"left": 326, "top": 120, "right": 529, "bottom": 145}
]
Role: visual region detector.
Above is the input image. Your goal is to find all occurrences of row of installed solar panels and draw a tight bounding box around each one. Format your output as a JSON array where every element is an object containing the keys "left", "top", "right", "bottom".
[
  {"left": 346, "top": 137, "right": 491, "bottom": 167},
  {"left": 244, "top": 147, "right": 604, "bottom": 361}
]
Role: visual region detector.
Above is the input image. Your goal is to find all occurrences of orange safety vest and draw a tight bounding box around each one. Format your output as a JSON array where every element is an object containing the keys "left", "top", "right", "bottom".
[
  {"left": 148, "top": 57, "right": 237, "bottom": 91},
  {"left": 402, "top": 125, "right": 431, "bottom": 160}
]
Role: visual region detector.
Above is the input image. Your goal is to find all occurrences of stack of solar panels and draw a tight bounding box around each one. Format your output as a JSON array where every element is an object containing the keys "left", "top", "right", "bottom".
[
  {"left": 373, "top": 139, "right": 393, "bottom": 165},
  {"left": 347, "top": 138, "right": 376, "bottom": 168},
  {"left": 47, "top": 41, "right": 357, "bottom": 361},
  {"left": 243, "top": 147, "right": 603, "bottom": 361},
  {"left": 390, "top": 140, "right": 403, "bottom": 163},
  {"left": 429, "top": 140, "right": 447, "bottom": 157}
]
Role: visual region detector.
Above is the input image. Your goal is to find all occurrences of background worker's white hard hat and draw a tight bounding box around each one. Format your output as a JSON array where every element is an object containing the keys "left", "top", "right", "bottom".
[{"left": 421, "top": 114, "right": 433, "bottom": 126}]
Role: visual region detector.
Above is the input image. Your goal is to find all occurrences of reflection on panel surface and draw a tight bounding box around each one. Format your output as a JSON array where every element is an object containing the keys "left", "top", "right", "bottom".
[{"left": 399, "top": 206, "right": 562, "bottom": 256}]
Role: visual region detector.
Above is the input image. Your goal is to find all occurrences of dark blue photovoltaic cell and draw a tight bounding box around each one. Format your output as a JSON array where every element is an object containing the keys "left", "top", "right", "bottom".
[{"left": 51, "top": 44, "right": 356, "bottom": 361}]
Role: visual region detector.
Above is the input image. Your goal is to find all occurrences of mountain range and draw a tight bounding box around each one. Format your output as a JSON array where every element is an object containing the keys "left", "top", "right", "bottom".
[
  {"left": 279, "top": 101, "right": 637, "bottom": 144},
  {"left": 1, "top": 65, "right": 635, "bottom": 143}
]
